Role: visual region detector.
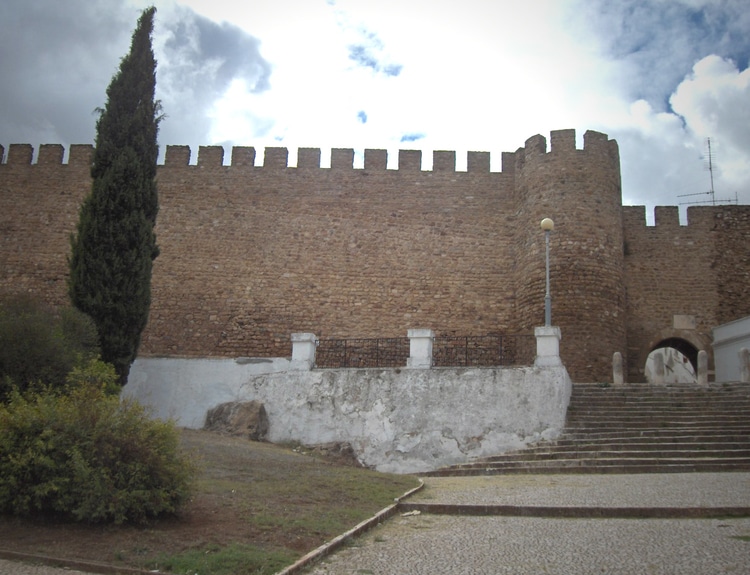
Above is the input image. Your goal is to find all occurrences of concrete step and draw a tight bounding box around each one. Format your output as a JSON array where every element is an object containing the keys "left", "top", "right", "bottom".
[
  {"left": 568, "top": 414, "right": 750, "bottom": 421},
  {"left": 572, "top": 383, "right": 750, "bottom": 391},
  {"left": 568, "top": 407, "right": 750, "bottom": 414},
  {"left": 480, "top": 448, "right": 750, "bottom": 462},
  {"left": 568, "top": 396, "right": 750, "bottom": 402},
  {"left": 423, "top": 457, "right": 750, "bottom": 477},
  {"left": 426, "top": 460, "right": 750, "bottom": 476},
  {"left": 560, "top": 429, "right": 750, "bottom": 441},
  {"left": 426, "top": 383, "right": 750, "bottom": 476},
  {"left": 568, "top": 398, "right": 750, "bottom": 406},
  {"left": 568, "top": 400, "right": 750, "bottom": 408},
  {"left": 571, "top": 394, "right": 750, "bottom": 402},
  {"left": 567, "top": 415, "right": 750, "bottom": 422},
  {"left": 565, "top": 420, "right": 750, "bottom": 430},
  {"left": 525, "top": 439, "right": 750, "bottom": 453}
]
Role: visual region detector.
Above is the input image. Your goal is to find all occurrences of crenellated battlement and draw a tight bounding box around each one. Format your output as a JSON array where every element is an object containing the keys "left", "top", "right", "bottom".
[
  {"left": 2, "top": 129, "right": 747, "bottom": 384},
  {"left": 622, "top": 204, "right": 745, "bottom": 230},
  {"left": 0, "top": 143, "right": 95, "bottom": 167},
  {"left": 1, "top": 142, "right": 501, "bottom": 173},
  {"left": 510, "top": 129, "right": 619, "bottom": 173},
  {"left": 1, "top": 128, "right": 617, "bottom": 174}
]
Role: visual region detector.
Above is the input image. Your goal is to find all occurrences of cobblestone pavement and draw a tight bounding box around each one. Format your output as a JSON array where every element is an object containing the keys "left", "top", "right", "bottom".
[
  {"left": 307, "top": 514, "right": 750, "bottom": 574},
  {"left": 306, "top": 473, "right": 750, "bottom": 575},
  {"left": 407, "top": 472, "right": 750, "bottom": 508}
]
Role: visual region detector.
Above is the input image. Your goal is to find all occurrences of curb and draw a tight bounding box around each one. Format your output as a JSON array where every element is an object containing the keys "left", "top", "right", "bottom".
[
  {"left": 274, "top": 480, "right": 425, "bottom": 575},
  {"left": 0, "top": 550, "right": 154, "bottom": 574},
  {"left": 397, "top": 502, "right": 750, "bottom": 519}
]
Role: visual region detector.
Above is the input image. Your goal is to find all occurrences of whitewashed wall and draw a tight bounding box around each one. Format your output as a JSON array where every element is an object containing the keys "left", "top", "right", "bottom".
[
  {"left": 124, "top": 358, "right": 571, "bottom": 474},
  {"left": 713, "top": 316, "right": 750, "bottom": 382}
]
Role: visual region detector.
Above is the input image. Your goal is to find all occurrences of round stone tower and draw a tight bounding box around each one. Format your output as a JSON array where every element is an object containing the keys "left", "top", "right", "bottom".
[{"left": 512, "top": 129, "right": 626, "bottom": 382}]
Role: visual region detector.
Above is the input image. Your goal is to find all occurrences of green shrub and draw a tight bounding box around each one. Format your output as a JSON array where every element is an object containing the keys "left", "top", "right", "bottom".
[
  {"left": 0, "top": 374, "right": 195, "bottom": 524},
  {"left": 0, "top": 294, "right": 100, "bottom": 399},
  {"left": 65, "top": 357, "right": 121, "bottom": 397}
]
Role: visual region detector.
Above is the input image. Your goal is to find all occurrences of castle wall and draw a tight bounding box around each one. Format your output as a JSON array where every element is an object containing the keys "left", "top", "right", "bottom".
[
  {"left": 713, "top": 207, "right": 750, "bottom": 325},
  {"left": 3, "top": 131, "right": 749, "bottom": 383},
  {"left": 622, "top": 204, "right": 750, "bottom": 380},
  {"left": 0, "top": 141, "right": 519, "bottom": 359},
  {"left": 0, "top": 144, "right": 91, "bottom": 306},
  {"left": 513, "top": 129, "right": 626, "bottom": 382},
  {"left": 147, "top": 145, "right": 517, "bottom": 358}
]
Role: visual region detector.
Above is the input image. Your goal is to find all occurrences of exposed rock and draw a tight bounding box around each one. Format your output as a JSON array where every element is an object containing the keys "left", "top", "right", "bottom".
[
  {"left": 204, "top": 400, "right": 269, "bottom": 441},
  {"left": 301, "top": 442, "right": 365, "bottom": 467}
]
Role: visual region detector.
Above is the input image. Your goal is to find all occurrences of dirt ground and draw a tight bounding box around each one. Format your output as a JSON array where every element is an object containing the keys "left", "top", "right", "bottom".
[{"left": 0, "top": 429, "right": 418, "bottom": 573}]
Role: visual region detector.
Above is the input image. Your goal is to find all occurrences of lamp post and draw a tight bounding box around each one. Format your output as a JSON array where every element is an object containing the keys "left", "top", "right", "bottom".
[{"left": 541, "top": 218, "right": 554, "bottom": 327}]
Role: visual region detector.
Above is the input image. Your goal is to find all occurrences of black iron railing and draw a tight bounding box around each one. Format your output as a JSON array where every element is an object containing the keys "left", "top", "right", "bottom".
[
  {"left": 315, "top": 333, "right": 535, "bottom": 368},
  {"left": 433, "top": 334, "right": 536, "bottom": 367},
  {"left": 315, "top": 337, "right": 410, "bottom": 368}
]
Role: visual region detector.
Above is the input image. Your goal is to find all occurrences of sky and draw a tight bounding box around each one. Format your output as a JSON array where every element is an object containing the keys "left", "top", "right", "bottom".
[{"left": 1, "top": 0, "right": 748, "bottom": 223}]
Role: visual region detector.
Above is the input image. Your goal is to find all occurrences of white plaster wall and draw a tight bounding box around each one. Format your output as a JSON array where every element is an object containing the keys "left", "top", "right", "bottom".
[
  {"left": 124, "top": 358, "right": 572, "bottom": 474},
  {"left": 124, "top": 357, "right": 299, "bottom": 427},
  {"left": 713, "top": 316, "right": 750, "bottom": 382}
]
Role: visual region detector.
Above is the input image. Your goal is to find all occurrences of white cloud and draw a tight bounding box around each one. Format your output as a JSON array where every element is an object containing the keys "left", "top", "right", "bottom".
[
  {"left": 1, "top": 0, "right": 748, "bottom": 217},
  {"left": 670, "top": 55, "right": 750, "bottom": 191},
  {"left": 173, "top": 0, "right": 750, "bottom": 214},
  {"left": 596, "top": 55, "right": 750, "bottom": 222}
]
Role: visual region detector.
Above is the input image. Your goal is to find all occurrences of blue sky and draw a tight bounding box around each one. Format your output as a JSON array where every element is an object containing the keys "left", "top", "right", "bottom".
[{"left": 1, "top": 0, "right": 748, "bottom": 222}]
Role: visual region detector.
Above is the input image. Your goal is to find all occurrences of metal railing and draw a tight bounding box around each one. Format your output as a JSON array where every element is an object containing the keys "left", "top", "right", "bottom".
[
  {"left": 315, "top": 337, "right": 410, "bottom": 368},
  {"left": 433, "top": 334, "right": 535, "bottom": 367},
  {"left": 315, "top": 333, "right": 535, "bottom": 368}
]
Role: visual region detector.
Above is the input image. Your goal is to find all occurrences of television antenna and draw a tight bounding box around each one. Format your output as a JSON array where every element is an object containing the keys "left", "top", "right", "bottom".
[{"left": 678, "top": 138, "right": 737, "bottom": 206}]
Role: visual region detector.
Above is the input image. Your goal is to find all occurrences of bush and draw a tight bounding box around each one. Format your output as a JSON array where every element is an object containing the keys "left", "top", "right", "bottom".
[
  {"left": 0, "top": 367, "right": 195, "bottom": 524},
  {"left": 65, "top": 357, "right": 121, "bottom": 397},
  {"left": 0, "top": 294, "right": 100, "bottom": 399}
]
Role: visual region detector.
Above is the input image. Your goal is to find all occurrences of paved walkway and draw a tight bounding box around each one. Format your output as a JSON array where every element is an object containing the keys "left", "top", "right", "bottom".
[
  {"left": 306, "top": 473, "right": 750, "bottom": 575},
  {"left": 3, "top": 473, "right": 750, "bottom": 575}
]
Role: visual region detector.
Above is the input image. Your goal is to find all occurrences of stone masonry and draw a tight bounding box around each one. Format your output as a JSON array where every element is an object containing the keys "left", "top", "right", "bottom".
[{"left": 1, "top": 129, "right": 749, "bottom": 382}]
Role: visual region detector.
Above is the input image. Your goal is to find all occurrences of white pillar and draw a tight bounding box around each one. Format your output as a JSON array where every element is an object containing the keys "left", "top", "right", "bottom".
[
  {"left": 407, "top": 329, "right": 434, "bottom": 369},
  {"left": 534, "top": 326, "right": 562, "bottom": 368},
  {"left": 291, "top": 332, "right": 317, "bottom": 370},
  {"left": 740, "top": 348, "right": 750, "bottom": 383},
  {"left": 613, "top": 352, "right": 624, "bottom": 386},
  {"left": 697, "top": 350, "right": 708, "bottom": 386}
]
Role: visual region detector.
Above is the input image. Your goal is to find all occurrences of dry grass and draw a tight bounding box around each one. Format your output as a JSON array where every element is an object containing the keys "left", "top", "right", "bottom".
[{"left": 0, "top": 428, "right": 420, "bottom": 575}]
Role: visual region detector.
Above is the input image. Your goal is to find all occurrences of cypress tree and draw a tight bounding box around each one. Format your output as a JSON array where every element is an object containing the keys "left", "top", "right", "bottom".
[{"left": 69, "top": 7, "right": 160, "bottom": 385}]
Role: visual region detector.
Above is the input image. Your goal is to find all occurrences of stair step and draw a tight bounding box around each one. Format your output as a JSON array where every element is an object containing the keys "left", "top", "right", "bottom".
[
  {"left": 558, "top": 432, "right": 750, "bottom": 442},
  {"left": 427, "top": 462, "right": 750, "bottom": 476},
  {"left": 460, "top": 454, "right": 750, "bottom": 466},
  {"left": 561, "top": 429, "right": 750, "bottom": 439},
  {"left": 516, "top": 439, "right": 750, "bottom": 460},
  {"left": 427, "top": 383, "right": 750, "bottom": 477},
  {"left": 566, "top": 421, "right": 750, "bottom": 430},
  {"left": 481, "top": 449, "right": 750, "bottom": 462}
]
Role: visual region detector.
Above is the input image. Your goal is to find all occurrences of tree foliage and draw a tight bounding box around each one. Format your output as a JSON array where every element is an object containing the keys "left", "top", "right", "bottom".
[
  {"left": 0, "top": 294, "right": 100, "bottom": 401},
  {"left": 68, "top": 7, "right": 160, "bottom": 384}
]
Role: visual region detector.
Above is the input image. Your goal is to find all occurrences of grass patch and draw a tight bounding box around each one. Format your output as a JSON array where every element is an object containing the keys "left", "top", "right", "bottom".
[
  {"left": 0, "top": 429, "right": 421, "bottom": 574},
  {"left": 150, "top": 542, "right": 296, "bottom": 575}
]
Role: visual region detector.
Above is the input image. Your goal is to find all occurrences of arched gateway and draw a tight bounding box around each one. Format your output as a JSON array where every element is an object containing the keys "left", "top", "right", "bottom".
[{"left": 641, "top": 328, "right": 712, "bottom": 384}]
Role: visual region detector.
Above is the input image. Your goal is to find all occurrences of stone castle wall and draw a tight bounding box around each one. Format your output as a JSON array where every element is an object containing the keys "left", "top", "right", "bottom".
[
  {"left": 2, "top": 129, "right": 749, "bottom": 382},
  {"left": 622, "top": 204, "right": 750, "bottom": 378}
]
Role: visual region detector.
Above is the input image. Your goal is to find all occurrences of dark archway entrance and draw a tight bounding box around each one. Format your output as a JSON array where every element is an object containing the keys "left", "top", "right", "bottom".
[{"left": 645, "top": 338, "right": 699, "bottom": 384}]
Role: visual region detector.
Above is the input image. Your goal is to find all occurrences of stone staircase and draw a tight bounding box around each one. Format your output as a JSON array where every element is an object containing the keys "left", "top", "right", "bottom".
[{"left": 426, "top": 382, "right": 750, "bottom": 476}]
